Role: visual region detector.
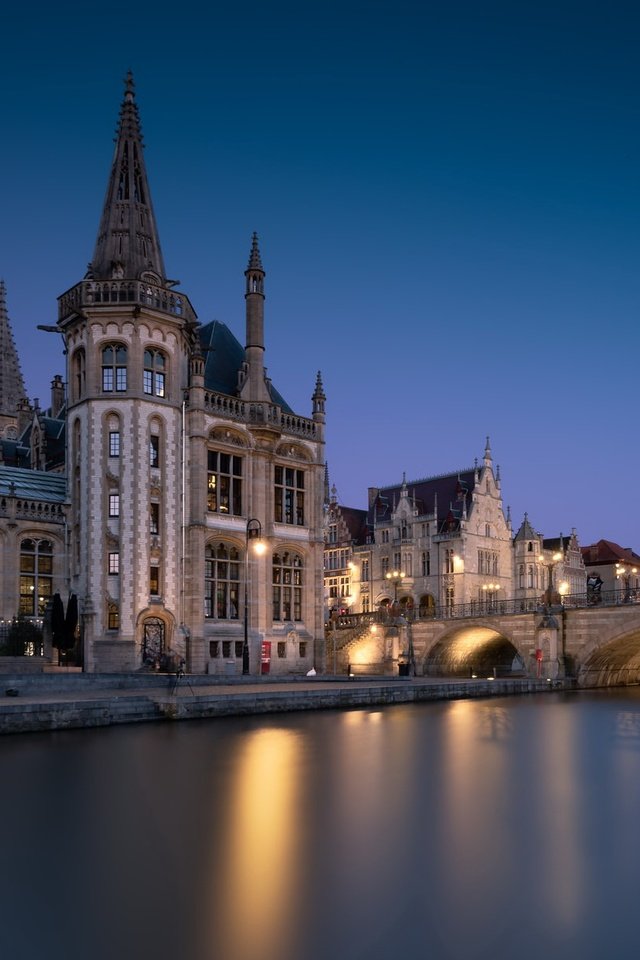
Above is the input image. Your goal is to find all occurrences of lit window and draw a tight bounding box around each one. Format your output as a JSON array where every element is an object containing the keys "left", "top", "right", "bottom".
[
  {"left": 107, "top": 602, "right": 119, "bottom": 630},
  {"left": 150, "top": 566, "right": 160, "bottom": 596},
  {"left": 207, "top": 451, "right": 243, "bottom": 516},
  {"left": 19, "top": 539, "right": 53, "bottom": 617}
]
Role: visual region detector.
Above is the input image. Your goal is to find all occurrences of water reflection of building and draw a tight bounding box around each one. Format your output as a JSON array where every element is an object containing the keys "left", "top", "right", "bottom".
[{"left": 324, "top": 440, "right": 588, "bottom": 619}]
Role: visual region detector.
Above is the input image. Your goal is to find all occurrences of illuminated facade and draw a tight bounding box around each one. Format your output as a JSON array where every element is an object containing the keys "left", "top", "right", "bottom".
[
  {"left": 324, "top": 441, "right": 586, "bottom": 618},
  {"left": 0, "top": 76, "right": 326, "bottom": 675}
]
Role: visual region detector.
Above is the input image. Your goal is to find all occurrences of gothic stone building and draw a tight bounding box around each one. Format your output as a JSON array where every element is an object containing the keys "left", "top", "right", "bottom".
[
  {"left": 1, "top": 75, "right": 326, "bottom": 675},
  {"left": 325, "top": 439, "right": 586, "bottom": 621}
]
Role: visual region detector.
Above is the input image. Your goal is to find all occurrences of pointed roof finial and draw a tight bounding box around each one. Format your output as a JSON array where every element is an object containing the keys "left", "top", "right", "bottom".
[
  {"left": 484, "top": 436, "right": 492, "bottom": 461},
  {"left": 247, "top": 232, "right": 264, "bottom": 272}
]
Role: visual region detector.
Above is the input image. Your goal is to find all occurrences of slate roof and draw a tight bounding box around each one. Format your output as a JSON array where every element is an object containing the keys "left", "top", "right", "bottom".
[
  {"left": 0, "top": 465, "right": 66, "bottom": 502},
  {"left": 198, "top": 320, "right": 293, "bottom": 413},
  {"left": 338, "top": 506, "right": 369, "bottom": 545},
  {"left": 368, "top": 469, "right": 476, "bottom": 533}
]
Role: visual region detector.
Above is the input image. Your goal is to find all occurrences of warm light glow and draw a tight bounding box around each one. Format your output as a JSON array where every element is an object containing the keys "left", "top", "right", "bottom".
[
  {"left": 558, "top": 581, "right": 569, "bottom": 596},
  {"left": 370, "top": 624, "right": 377, "bottom": 634},
  {"left": 252, "top": 539, "right": 266, "bottom": 556},
  {"left": 553, "top": 552, "right": 562, "bottom": 562}
]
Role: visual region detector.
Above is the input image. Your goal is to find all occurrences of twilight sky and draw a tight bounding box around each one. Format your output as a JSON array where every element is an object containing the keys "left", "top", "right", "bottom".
[{"left": 1, "top": 1, "right": 639, "bottom": 548}]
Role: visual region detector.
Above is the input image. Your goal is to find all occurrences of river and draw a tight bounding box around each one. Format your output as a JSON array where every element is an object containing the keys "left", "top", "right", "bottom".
[{"left": 1, "top": 688, "right": 640, "bottom": 960}]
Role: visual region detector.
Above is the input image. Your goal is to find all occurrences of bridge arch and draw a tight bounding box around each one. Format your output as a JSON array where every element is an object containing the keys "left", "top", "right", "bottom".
[
  {"left": 421, "top": 622, "right": 526, "bottom": 678},
  {"left": 578, "top": 624, "right": 640, "bottom": 687}
]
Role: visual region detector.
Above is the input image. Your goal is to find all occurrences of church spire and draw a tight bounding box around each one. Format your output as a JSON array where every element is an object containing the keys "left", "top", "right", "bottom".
[
  {"left": 0, "top": 281, "right": 27, "bottom": 428},
  {"left": 88, "top": 72, "right": 167, "bottom": 283}
]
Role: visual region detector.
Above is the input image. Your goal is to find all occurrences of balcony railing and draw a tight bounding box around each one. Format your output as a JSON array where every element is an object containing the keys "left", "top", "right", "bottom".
[
  {"left": 58, "top": 279, "right": 197, "bottom": 324},
  {"left": 203, "top": 391, "right": 318, "bottom": 439},
  {"left": 329, "top": 589, "right": 638, "bottom": 628}
]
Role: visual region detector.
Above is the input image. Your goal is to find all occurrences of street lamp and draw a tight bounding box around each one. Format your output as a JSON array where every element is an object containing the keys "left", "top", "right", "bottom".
[
  {"left": 243, "top": 518, "right": 265, "bottom": 675},
  {"left": 481, "top": 583, "right": 500, "bottom": 610},
  {"left": 386, "top": 569, "right": 415, "bottom": 676},
  {"left": 615, "top": 563, "right": 638, "bottom": 603},
  {"left": 538, "top": 552, "right": 563, "bottom": 608},
  {"left": 385, "top": 569, "right": 406, "bottom": 605}
]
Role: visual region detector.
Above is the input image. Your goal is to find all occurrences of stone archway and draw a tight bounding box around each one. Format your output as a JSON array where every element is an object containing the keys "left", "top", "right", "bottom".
[
  {"left": 142, "top": 617, "right": 165, "bottom": 667},
  {"left": 422, "top": 625, "right": 525, "bottom": 678}
]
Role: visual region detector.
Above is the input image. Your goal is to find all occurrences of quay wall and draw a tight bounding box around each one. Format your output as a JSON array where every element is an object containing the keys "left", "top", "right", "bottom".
[{"left": 0, "top": 676, "right": 574, "bottom": 735}]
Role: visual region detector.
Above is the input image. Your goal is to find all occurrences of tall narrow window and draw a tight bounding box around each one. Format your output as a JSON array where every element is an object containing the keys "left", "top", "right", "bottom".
[
  {"left": 274, "top": 467, "right": 305, "bottom": 525},
  {"left": 150, "top": 566, "right": 160, "bottom": 596},
  {"left": 19, "top": 539, "right": 53, "bottom": 617},
  {"left": 361, "top": 559, "right": 369, "bottom": 582},
  {"left": 149, "top": 435, "right": 160, "bottom": 468},
  {"left": 72, "top": 349, "right": 86, "bottom": 402},
  {"left": 109, "top": 493, "right": 120, "bottom": 517},
  {"left": 143, "top": 349, "right": 166, "bottom": 397},
  {"left": 108, "top": 552, "right": 120, "bottom": 575},
  {"left": 205, "top": 543, "right": 240, "bottom": 619},
  {"left": 150, "top": 502, "right": 160, "bottom": 535},
  {"left": 272, "top": 552, "right": 303, "bottom": 622},
  {"left": 109, "top": 431, "right": 120, "bottom": 457},
  {"left": 107, "top": 602, "right": 119, "bottom": 630},
  {"left": 102, "top": 344, "right": 127, "bottom": 392},
  {"left": 207, "top": 451, "right": 243, "bottom": 516}
]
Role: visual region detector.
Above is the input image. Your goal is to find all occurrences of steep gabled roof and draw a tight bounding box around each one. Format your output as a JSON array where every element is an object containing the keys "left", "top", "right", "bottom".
[
  {"left": 338, "top": 506, "right": 369, "bottom": 545},
  {"left": 369, "top": 469, "right": 476, "bottom": 532}
]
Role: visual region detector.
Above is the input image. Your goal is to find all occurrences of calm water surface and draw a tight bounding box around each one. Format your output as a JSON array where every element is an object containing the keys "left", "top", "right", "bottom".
[{"left": 2, "top": 689, "right": 640, "bottom": 960}]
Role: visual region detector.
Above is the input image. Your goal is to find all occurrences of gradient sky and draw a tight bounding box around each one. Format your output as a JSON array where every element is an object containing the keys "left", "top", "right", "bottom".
[{"left": 1, "top": 1, "right": 639, "bottom": 548}]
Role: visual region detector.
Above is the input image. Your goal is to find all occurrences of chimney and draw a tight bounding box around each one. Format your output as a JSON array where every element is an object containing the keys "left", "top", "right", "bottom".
[{"left": 51, "top": 375, "right": 65, "bottom": 418}]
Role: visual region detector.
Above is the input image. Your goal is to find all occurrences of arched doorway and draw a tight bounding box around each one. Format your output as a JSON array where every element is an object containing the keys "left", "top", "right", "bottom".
[{"left": 142, "top": 617, "right": 165, "bottom": 667}]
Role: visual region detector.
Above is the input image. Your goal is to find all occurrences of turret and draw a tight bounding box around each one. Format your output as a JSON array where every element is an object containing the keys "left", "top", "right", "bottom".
[{"left": 240, "top": 233, "right": 270, "bottom": 402}]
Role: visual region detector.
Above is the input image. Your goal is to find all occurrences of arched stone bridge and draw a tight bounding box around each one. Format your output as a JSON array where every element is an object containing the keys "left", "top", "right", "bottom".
[{"left": 330, "top": 601, "right": 640, "bottom": 687}]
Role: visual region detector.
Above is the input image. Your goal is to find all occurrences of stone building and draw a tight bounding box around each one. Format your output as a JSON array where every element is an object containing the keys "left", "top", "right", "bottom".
[
  {"left": 325, "top": 440, "right": 587, "bottom": 619},
  {"left": 1, "top": 75, "right": 326, "bottom": 675}
]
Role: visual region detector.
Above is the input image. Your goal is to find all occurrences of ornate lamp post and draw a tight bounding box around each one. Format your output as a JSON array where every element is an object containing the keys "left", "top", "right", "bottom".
[
  {"left": 538, "top": 551, "right": 563, "bottom": 609},
  {"left": 243, "top": 518, "right": 265, "bottom": 675},
  {"left": 481, "top": 582, "right": 500, "bottom": 611},
  {"left": 615, "top": 563, "right": 638, "bottom": 603},
  {"left": 386, "top": 569, "right": 416, "bottom": 676}
]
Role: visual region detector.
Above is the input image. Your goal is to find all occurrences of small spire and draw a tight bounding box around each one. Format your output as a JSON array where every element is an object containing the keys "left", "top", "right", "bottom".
[
  {"left": 312, "top": 371, "right": 326, "bottom": 419},
  {"left": 247, "top": 232, "right": 264, "bottom": 272},
  {"left": 484, "top": 436, "right": 492, "bottom": 464}
]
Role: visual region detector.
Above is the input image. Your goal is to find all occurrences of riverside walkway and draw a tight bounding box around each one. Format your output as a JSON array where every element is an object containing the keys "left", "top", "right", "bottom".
[{"left": 0, "top": 672, "right": 573, "bottom": 735}]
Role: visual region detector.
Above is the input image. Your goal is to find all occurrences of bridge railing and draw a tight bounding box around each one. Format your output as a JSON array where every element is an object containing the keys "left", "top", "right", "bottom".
[{"left": 328, "top": 588, "right": 640, "bottom": 629}]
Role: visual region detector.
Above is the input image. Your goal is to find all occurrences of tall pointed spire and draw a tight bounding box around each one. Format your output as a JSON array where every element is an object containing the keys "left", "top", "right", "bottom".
[
  {"left": 0, "top": 281, "right": 27, "bottom": 428},
  {"left": 88, "top": 72, "right": 167, "bottom": 283}
]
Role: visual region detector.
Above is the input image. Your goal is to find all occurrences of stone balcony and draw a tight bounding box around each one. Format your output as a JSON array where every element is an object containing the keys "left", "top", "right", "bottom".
[{"left": 58, "top": 279, "right": 197, "bottom": 325}]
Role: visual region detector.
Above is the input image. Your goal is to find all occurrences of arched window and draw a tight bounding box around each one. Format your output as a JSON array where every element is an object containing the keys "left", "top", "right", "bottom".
[
  {"left": 205, "top": 543, "right": 240, "bottom": 619},
  {"left": 19, "top": 539, "right": 53, "bottom": 616},
  {"left": 272, "top": 552, "right": 303, "bottom": 622},
  {"left": 107, "top": 602, "right": 119, "bottom": 631},
  {"left": 102, "top": 343, "right": 127, "bottom": 392},
  {"left": 72, "top": 348, "right": 85, "bottom": 402},
  {"left": 528, "top": 565, "right": 534, "bottom": 588},
  {"left": 519, "top": 564, "right": 525, "bottom": 588},
  {"left": 143, "top": 349, "right": 166, "bottom": 397}
]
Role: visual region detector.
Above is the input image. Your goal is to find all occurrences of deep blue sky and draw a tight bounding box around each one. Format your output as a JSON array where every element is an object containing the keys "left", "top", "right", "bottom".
[{"left": 1, "top": 1, "right": 639, "bottom": 548}]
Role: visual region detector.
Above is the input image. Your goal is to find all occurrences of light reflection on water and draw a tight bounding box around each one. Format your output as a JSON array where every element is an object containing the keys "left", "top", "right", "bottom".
[{"left": 2, "top": 690, "right": 640, "bottom": 960}]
